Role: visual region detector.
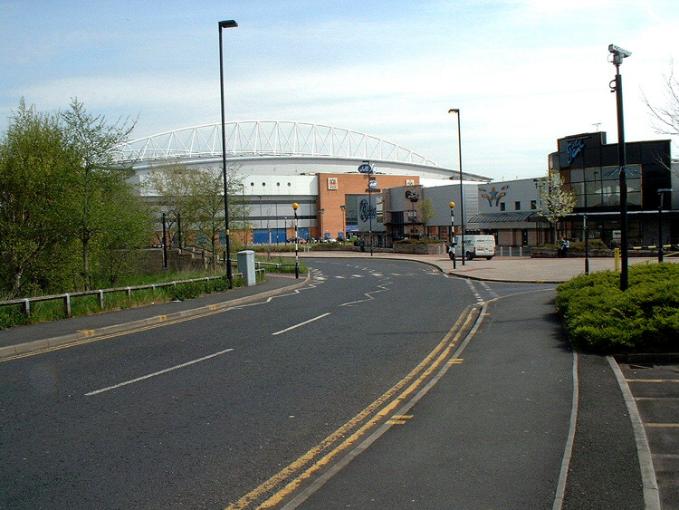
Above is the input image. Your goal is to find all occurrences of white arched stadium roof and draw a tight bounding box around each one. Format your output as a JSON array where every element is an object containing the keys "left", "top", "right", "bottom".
[{"left": 115, "top": 120, "right": 439, "bottom": 167}]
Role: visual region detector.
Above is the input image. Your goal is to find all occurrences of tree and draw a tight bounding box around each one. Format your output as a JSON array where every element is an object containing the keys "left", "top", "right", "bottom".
[
  {"left": 646, "top": 68, "right": 679, "bottom": 138},
  {"left": 538, "top": 171, "right": 576, "bottom": 244},
  {"left": 645, "top": 68, "right": 679, "bottom": 177},
  {"left": 145, "top": 163, "right": 197, "bottom": 247},
  {"left": 149, "top": 163, "right": 247, "bottom": 267},
  {"left": 61, "top": 98, "right": 136, "bottom": 288},
  {"left": 420, "top": 198, "right": 434, "bottom": 236},
  {"left": 0, "top": 101, "right": 78, "bottom": 296}
]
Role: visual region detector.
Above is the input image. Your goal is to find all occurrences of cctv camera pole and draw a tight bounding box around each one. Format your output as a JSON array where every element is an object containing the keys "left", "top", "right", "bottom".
[{"left": 609, "top": 44, "right": 630, "bottom": 290}]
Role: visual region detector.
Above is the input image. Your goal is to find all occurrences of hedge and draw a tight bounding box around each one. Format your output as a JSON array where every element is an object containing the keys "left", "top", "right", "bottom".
[{"left": 555, "top": 263, "right": 679, "bottom": 353}]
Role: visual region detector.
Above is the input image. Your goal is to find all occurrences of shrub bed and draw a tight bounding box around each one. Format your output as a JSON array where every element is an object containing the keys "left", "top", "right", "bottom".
[{"left": 555, "top": 263, "right": 679, "bottom": 353}]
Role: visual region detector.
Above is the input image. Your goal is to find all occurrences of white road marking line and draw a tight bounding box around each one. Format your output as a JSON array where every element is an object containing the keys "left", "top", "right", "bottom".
[
  {"left": 85, "top": 348, "right": 235, "bottom": 396},
  {"left": 335, "top": 276, "right": 346, "bottom": 279},
  {"left": 352, "top": 275, "right": 363, "bottom": 278},
  {"left": 272, "top": 313, "right": 331, "bottom": 336}
]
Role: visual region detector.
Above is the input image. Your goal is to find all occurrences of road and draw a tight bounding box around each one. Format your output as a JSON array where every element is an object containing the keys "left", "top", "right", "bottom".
[{"left": 1, "top": 258, "right": 578, "bottom": 509}]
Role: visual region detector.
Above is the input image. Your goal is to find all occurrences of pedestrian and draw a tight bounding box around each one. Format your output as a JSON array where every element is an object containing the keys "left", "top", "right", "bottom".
[{"left": 564, "top": 238, "right": 570, "bottom": 257}]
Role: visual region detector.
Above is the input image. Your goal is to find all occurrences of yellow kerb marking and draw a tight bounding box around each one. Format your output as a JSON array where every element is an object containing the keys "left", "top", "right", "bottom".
[
  {"left": 645, "top": 423, "right": 679, "bottom": 428},
  {"left": 447, "top": 358, "right": 464, "bottom": 366},
  {"left": 78, "top": 329, "right": 96, "bottom": 337},
  {"left": 248, "top": 309, "right": 478, "bottom": 510}
]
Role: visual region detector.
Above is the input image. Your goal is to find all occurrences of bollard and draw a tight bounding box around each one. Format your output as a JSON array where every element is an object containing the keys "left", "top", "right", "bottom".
[
  {"left": 614, "top": 247, "right": 621, "bottom": 272},
  {"left": 98, "top": 290, "right": 105, "bottom": 309},
  {"left": 23, "top": 298, "right": 31, "bottom": 318}
]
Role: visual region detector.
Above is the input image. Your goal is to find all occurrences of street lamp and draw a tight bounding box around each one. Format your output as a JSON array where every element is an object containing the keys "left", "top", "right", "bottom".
[
  {"left": 292, "top": 202, "right": 300, "bottom": 279},
  {"left": 449, "top": 201, "right": 457, "bottom": 270},
  {"left": 657, "top": 188, "right": 672, "bottom": 262},
  {"left": 219, "top": 19, "right": 238, "bottom": 288},
  {"left": 449, "top": 108, "right": 465, "bottom": 265},
  {"left": 609, "top": 43, "right": 631, "bottom": 290}
]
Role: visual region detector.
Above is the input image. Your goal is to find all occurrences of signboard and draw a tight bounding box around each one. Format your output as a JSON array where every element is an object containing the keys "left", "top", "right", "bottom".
[
  {"left": 358, "top": 162, "right": 373, "bottom": 174},
  {"left": 405, "top": 179, "right": 415, "bottom": 186},
  {"left": 327, "top": 177, "right": 338, "bottom": 190},
  {"left": 368, "top": 178, "right": 378, "bottom": 190},
  {"left": 405, "top": 190, "right": 419, "bottom": 202}
]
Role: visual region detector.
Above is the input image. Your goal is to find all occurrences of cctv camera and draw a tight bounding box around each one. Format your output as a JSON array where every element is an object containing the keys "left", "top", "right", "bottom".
[{"left": 608, "top": 44, "right": 631, "bottom": 64}]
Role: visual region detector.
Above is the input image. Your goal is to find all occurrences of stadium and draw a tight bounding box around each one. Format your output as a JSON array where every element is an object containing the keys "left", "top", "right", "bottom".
[{"left": 116, "top": 120, "right": 490, "bottom": 243}]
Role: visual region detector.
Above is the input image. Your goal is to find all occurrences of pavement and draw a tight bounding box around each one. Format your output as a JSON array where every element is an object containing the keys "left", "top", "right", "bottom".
[
  {"left": 292, "top": 249, "right": 676, "bottom": 283},
  {"left": 1, "top": 253, "right": 677, "bottom": 508}
]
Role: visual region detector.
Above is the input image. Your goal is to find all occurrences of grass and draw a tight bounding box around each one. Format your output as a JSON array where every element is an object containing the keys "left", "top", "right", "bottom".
[
  {"left": 0, "top": 269, "right": 257, "bottom": 330},
  {"left": 555, "top": 263, "right": 679, "bottom": 353}
]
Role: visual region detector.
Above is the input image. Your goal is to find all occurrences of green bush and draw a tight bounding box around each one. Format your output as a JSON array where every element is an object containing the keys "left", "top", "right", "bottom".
[{"left": 556, "top": 263, "right": 679, "bottom": 352}]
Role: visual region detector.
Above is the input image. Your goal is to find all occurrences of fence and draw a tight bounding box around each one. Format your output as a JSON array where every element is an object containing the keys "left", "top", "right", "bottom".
[
  {"left": 496, "top": 246, "right": 533, "bottom": 257},
  {"left": 0, "top": 274, "right": 249, "bottom": 320}
]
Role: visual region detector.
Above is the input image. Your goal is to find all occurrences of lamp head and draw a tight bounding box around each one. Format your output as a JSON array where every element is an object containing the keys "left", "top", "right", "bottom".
[
  {"left": 449, "top": 201, "right": 456, "bottom": 209},
  {"left": 292, "top": 202, "right": 299, "bottom": 211},
  {"left": 219, "top": 20, "right": 238, "bottom": 29},
  {"left": 448, "top": 108, "right": 459, "bottom": 114}
]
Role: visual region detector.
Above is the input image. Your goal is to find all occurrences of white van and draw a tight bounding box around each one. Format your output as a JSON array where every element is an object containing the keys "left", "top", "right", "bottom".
[{"left": 449, "top": 235, "right": 496, "bottom": 260}]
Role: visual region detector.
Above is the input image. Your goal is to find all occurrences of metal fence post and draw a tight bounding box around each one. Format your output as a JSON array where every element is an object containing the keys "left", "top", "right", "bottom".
[
  {"left": 98, "top": 290, "right": 105, "bottom": 309},
  {"left": 23, "top": 298, "right": 31, "bottom": 318},
  {"left": 64, "top": 293, "right": 72, "bottom": 318}
]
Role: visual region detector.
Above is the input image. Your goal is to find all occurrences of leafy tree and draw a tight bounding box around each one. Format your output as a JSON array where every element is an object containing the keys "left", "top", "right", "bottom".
[
  {"left": 61, "top": 98, "right": 137, "bottom": 288},
  {"left": 148, "top": 163, "right": 247, "bottom": 267},
  {"left": 538, "top": 171, "right": 576, "bottom": 244},
  {"left": 0, "top": 101, "right": 77, "bottom": 296},
  {"left": 145, "top": 163, "right": 196, "bottom": 247}
]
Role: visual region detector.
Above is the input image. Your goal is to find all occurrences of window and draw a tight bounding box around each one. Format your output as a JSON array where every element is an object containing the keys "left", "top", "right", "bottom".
[
  {"left": 500, "top": 202, "right": 506, "bottom": 211},
  {"left": 530, "top": 200, "right": 537, "bottom": 209},
  {"left": 514, "top": 201, "right": 521, "bottom": 210}
]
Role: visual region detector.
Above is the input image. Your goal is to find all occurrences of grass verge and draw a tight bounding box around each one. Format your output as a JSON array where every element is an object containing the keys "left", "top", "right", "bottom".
[{"left": 0, "top": 271, "right": 254, "bottom": 330}]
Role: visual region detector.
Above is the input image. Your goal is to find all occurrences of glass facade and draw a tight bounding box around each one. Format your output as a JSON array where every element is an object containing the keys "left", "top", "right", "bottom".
[{"left": 564, "top": 164, "right": 642, "bottom": 209}]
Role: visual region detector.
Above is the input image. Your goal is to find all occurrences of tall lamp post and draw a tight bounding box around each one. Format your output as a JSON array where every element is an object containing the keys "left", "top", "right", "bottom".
[
  {"left": 449, "top": 108, "right": 465, "bottom": 265},
  {"left": 449, "top": 201, "right": 457, "bottom": 270},
  {"left": 219, "top": 19, "right": 238, "bottom": 288},
  {"left": 657, "top": 188, "right": 672, "bottom": 262},
  {"left": 292, "top": 202, "right": 300, "bottom": 279},
  {"left": 608, "top": 43, "right": 631, "bottom": 290}
]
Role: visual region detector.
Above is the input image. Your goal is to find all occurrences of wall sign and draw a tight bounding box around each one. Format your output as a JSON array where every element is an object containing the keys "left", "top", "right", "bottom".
[{"left": 327, "top": 177, "right": 338, "bottom": 190}]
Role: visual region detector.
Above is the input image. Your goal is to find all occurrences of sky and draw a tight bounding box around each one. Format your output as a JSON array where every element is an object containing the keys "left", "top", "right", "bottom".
[{"left": 1, "top": 0, "right": 678, "bottom": 181}]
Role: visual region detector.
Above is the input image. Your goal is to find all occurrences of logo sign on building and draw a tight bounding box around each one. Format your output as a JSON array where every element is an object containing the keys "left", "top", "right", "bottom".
[
  {"left": 358, "top": 162, "right": 373, "bottom": 174},
  {"left": 405, "top": 179, "right": 415, "bottom": 186},
  {"left": 405, "top": 190, "right": 419, "bottom": 202},
  {"left": 368, "top": 178, "right": 378, "bottom": 190},
  {"left": 327, "top": 177, "right": 338, "bottom": 190}
]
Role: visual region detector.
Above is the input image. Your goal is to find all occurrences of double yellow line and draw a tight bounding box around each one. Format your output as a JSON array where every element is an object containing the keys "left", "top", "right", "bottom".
[{"left": 226, "top": 304, "right": 481, "bottom": 510}]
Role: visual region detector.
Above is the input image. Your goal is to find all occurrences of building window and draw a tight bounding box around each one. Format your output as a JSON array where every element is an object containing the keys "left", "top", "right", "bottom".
[
  {"left": 531, "top": 200, "right": 537, "bottom": 210},
  {"left": 514, "top": 201, "right": 521, "bottom": 210},
  {"left": 500, "top": 202, "right": 506, "bottom": 211}
]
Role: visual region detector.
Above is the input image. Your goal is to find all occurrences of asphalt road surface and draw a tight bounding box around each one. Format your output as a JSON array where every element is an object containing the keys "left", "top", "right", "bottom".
[{"left": 1, "top": 259, "right": 578, "bottom": 509}]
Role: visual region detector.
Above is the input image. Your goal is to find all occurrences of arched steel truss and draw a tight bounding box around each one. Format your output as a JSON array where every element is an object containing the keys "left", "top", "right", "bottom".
[{"left": 115, "top": 120, "right": 438, "bottom": 167}]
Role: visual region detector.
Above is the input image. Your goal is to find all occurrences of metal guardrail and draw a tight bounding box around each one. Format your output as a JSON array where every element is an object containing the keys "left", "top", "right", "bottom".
[{"left": 0, "top": 273, "right": 262, "bottom": 319}]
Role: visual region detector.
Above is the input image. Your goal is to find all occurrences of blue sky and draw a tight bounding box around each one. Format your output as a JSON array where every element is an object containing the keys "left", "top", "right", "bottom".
[{"left": 1, "top": 0, "right": 678, "bottom": 180}]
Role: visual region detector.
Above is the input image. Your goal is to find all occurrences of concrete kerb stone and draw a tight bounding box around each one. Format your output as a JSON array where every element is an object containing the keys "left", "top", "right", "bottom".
[
  {"left": 445, "top": 271, "right": 564, "bottom": 285},
  {"left": 0, "top": 273, "right": 311, "bottom": 361}
]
